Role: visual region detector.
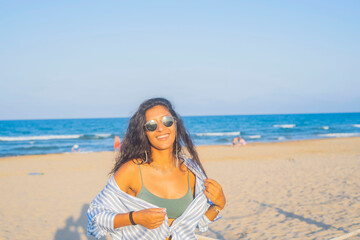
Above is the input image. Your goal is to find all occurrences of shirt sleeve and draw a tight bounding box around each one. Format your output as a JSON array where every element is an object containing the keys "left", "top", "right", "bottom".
[
  {"left": 86, "top": 180, "right": 130, "bottom": 239},
  {"left": 87, "top": 202, "right": 120, "bottom": 239}
]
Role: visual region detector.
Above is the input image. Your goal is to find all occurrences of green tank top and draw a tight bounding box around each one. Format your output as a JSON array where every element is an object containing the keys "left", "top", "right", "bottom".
[{"left": 136, "top": 162, "right": 193, "bottom": 219}]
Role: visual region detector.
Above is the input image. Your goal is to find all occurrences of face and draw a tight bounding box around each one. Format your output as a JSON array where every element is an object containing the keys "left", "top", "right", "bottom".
[{"left": 145, "top": 105, "right": 176, "bottom": 151}]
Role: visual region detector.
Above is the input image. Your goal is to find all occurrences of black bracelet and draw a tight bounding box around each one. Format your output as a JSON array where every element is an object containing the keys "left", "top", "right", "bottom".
[{"left": 129, "top": 211, "right": 136, "bottom": 225}]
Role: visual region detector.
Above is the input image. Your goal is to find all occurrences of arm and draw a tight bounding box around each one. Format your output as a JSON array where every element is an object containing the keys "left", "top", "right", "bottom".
[
  {"left": 87, "top": 199, "right": 166, "bottom": 239},
  {"left": 197, "top": 178, "right": 226, "bottom": 232},
  {"left": 204, "top": 202, "right": 223, "bottom": 221},
  {"left": 114, "top": 209, "right": 166, "bottom": 229},
  {"left": 114, "top": 213, "right": 133, "bottom": 228},
  {"left": 203, "top": 178, "right": 225, "bottom": 221}
]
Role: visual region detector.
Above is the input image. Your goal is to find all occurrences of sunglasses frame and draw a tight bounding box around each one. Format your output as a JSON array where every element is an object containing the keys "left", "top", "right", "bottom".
[{"left": 144, "top": 116, "right": 176, "bottom": 132}]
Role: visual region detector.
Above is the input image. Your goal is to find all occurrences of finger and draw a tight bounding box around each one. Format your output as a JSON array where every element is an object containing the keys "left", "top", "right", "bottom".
[
  {"left": 154, "top": 211, "right": 167, "bottom": 219},
  {"left": 204, "top": 181, "right": 217, "bottom": 192},
  {"left": 150, "top": 208, "right": 167, "bottom": 213},
  {"left": 153, "top": 212, "right": 166, "bottom": 219},
  {"left": 205, "top": 188, "right": 218, "bottom": 200},
  {"left": 205, "top": 184, "right": 219, "bottom": 194},
  {"left": 204, "top": 181, "right": 218, "bottom": 189},
  {"left": 207, "top": 185, "right": 224, "bottom": 200},
  {"left": 153, "top": 223, "right": 163, "bottom": 229},
  {"left": 152, "top": 219, "right": 164, "bottom": 226},
  {"left": 155, "top": 219, "right": 165, "bottom": 225},
  {"left": 205, "top": 179, "right": 221, "bottom": 188},
  {"left": 204, "top": 189, "right": 214, "bottom": 200}
]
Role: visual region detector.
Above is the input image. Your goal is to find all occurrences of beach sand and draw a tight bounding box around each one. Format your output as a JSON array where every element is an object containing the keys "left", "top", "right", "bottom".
[{"left": 1, "top": 137, "right": 360, "bottom": 240}]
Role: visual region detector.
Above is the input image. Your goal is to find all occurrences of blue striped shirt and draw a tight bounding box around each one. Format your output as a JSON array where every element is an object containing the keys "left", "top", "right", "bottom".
[{"left": 87, "top": 156, "right": 219, "bottom": 240}]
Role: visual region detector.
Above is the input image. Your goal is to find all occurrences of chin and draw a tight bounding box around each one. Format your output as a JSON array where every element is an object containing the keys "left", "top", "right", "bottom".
[
  {"left": 154, "top": 144, "right": 173, "bottom": 151},
  {"left": 151, "top": 139, "right": 174, "bottom": 151}
]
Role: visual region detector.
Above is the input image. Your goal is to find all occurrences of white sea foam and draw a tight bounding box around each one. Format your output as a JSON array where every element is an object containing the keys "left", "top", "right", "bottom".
[
  {"left": 278, "top": 136, "right": 285, "bottom": 140},
  {"left": 318, "top": 133, "right": 359, "bottom": 138},
  {"left": 249, "top": 135, "right": 261, "bottom": 139},
  {"left": 321, "top": 126, "right": 330, "bottom": 130},
  {"left": 195, "top": 131, "right": 240, "bottom": 137},
  {"left": 273, "top": 124, "right": 296, "bottom": 128},
  {"left": 353, "top": 124, "right": 360, "bottom": 128},
  {"left": 0, "top": 135, "right": 82, "bottom": 141},
  {"left": 95, "top": 134, "right": 112, "bottom": 138}
]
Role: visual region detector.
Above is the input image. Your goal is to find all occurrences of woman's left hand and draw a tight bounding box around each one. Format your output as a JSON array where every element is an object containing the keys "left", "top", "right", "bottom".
[{"left": 204, "top": 178, "right": 226, "bottom": 209}]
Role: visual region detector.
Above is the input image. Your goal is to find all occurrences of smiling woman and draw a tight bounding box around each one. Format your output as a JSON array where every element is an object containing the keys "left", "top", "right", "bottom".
[
  {"left": 144, "top": 107, "right": 177, "bottom": 151},
  {"left": 87, "top": 98, "right": 226, "bottom": 240}
]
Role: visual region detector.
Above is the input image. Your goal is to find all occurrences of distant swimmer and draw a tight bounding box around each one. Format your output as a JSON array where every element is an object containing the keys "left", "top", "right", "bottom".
[
  {"left": 114, "top": 135, "right": 121, "bottom": 151},
  {"left": 72, "top": 144, "right": 81, "bottom": 152}
]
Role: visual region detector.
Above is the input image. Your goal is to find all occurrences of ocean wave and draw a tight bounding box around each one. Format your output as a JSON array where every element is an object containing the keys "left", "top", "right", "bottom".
[
  {"left": 353, "top": 124, "right": 360, "bottom": 128},
  {"left": 0, "top": 135, "right": 82, "bottom": 141},
  {"left": 248, "top": 135, "right": 261, "bottom": 139},
  {"left": 318, "top": 133, "right": 359, "bottom": 138},
  {"left": 96, "top": 133, "right": 112, "bottom": 138},
  {"left": 81, "top": 134, "right": 113, "bottom": 140},
  {"left": 278, "top": 136, "right": 285, "bottom": 140},
  {"left": 320, "top": 126, "right": 330, "bottom": 130},
  {"left": 273, "top": 124, "right": 295, "bottom": 128},
  {"left": 13, "top": 146, "right": 61, "bottom": 151},
  {"left": 195, "top": 131, "right": 240, "bottom": 137}
]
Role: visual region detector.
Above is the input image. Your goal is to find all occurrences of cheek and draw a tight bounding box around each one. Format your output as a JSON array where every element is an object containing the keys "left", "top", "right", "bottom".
[{"left": 146, "top": 132, "right": 155, "bottom": 144}]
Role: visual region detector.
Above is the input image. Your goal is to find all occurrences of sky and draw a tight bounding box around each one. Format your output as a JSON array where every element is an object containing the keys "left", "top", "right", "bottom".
[{"left": 0, "top": 1, "right": 359, "bottom": 120}]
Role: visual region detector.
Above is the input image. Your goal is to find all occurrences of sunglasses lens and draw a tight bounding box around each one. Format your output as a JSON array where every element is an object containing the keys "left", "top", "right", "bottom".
[
  {"left": 162, "top": 116, "right": 174, "bottom": 127},
  {"left": 145, "top": 120, "right": 157, "bottom": 132}
]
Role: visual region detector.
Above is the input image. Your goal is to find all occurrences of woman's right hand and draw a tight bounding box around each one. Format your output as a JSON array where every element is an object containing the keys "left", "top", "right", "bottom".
[{"left": 132, "top": 208, "right": 166, "bottom": 229}]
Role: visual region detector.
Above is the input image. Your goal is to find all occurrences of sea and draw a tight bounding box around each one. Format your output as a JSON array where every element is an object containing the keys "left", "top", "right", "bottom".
[{"left": 1, "top": 113, "right": 360, "bottom": 158}]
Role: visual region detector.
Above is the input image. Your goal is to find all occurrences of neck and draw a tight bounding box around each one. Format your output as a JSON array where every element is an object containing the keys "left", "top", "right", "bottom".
[{"left": 150, "top": 147, "right": 175, "bottom": 169}]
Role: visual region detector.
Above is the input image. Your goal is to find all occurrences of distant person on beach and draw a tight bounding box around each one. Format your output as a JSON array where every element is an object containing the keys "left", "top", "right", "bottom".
[
  {"left": 232, "top": 136, "right": 239, "bottom": 146},
  {"left": 114, "top": 135, "right": 121, "bottom": 151},
  {"left": 239, "top": 137, "right": 246, "bottom": 146},
  {"left": 71, "top": 144, "right": 80, "bottom": 152},
  {"left": 233, "top": 136, "right": 246, "bottom": 147},
  {"left": 87, "top": 98, "right": 226, "bottom": 240}
]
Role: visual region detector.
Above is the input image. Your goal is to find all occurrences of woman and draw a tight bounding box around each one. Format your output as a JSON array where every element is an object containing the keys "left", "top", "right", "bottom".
[{"left": 87, "top": 98, "right": 226, "bottom": 240}]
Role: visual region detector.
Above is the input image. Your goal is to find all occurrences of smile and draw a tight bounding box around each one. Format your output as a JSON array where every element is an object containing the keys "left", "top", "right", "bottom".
[{"left": 156, "top": 134, "right": 170, "bottom": 141}]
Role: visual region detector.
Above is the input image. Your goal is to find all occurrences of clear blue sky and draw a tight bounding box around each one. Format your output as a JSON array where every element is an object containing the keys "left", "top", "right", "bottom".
[{"left": 1, "top": 1, "right": 359, "bottom": 120}]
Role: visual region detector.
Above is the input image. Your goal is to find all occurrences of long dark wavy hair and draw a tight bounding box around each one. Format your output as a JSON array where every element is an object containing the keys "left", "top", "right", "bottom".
[{"left": 110, "top": 97, "right": 207, "bottom": 177}]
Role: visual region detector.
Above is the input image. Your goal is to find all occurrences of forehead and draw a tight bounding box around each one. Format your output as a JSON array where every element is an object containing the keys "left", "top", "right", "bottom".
[{"left": 145, "top": 105, "right": 171, "bottom": 120}]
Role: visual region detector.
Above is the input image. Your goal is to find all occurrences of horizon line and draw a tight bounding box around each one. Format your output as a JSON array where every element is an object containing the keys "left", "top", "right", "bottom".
[{"left": 1, "top": 111, "right": 359, "bottom": 121}]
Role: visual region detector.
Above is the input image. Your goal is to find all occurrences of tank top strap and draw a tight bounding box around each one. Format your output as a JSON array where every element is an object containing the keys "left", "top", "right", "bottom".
[
  {"left": 187, "top": 169, "right": 190, "bottom": 188},
  {"left": 135, "top": 159, "right": 144, "bottom": 186}
]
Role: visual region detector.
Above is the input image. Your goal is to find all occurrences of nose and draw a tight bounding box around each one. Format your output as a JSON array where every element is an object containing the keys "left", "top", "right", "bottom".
[{"left": 156, "top": 121, "right": 165, "bottom": 131}]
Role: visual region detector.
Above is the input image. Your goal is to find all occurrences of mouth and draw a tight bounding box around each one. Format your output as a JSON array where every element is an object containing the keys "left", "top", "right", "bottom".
[{"left": 156, "top": 133, "right": 170, "bottom": 141}]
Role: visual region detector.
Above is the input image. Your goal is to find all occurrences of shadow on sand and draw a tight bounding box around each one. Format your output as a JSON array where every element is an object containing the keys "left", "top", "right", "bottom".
[{"left": 54, "top": 204, "right": 103, "bottom": 240}]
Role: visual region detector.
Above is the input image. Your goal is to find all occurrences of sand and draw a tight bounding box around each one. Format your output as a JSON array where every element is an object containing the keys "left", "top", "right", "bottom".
[{"left": 1, "top": 137, "right": 360, "bottom": 240}]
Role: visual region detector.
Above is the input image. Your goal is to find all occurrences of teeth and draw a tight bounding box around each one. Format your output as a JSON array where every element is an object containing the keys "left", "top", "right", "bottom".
[{"left": 157, "top": 134, "right": 169, "bottom": 139}]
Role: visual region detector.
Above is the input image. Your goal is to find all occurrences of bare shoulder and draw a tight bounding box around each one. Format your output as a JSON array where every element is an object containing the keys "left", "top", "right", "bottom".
[{"left": 114, "top": 159, "right": 141, "bottom": 195}]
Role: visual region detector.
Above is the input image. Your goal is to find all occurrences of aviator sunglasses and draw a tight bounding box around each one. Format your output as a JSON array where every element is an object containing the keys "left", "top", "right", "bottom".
[{"left": 144, "top": 116, "right": 175, "bottom": 132}]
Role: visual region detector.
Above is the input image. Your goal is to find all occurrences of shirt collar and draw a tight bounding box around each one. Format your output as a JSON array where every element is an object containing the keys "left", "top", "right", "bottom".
[{"left": 180, "top": 155, "right": 206, "bottom": 181}]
